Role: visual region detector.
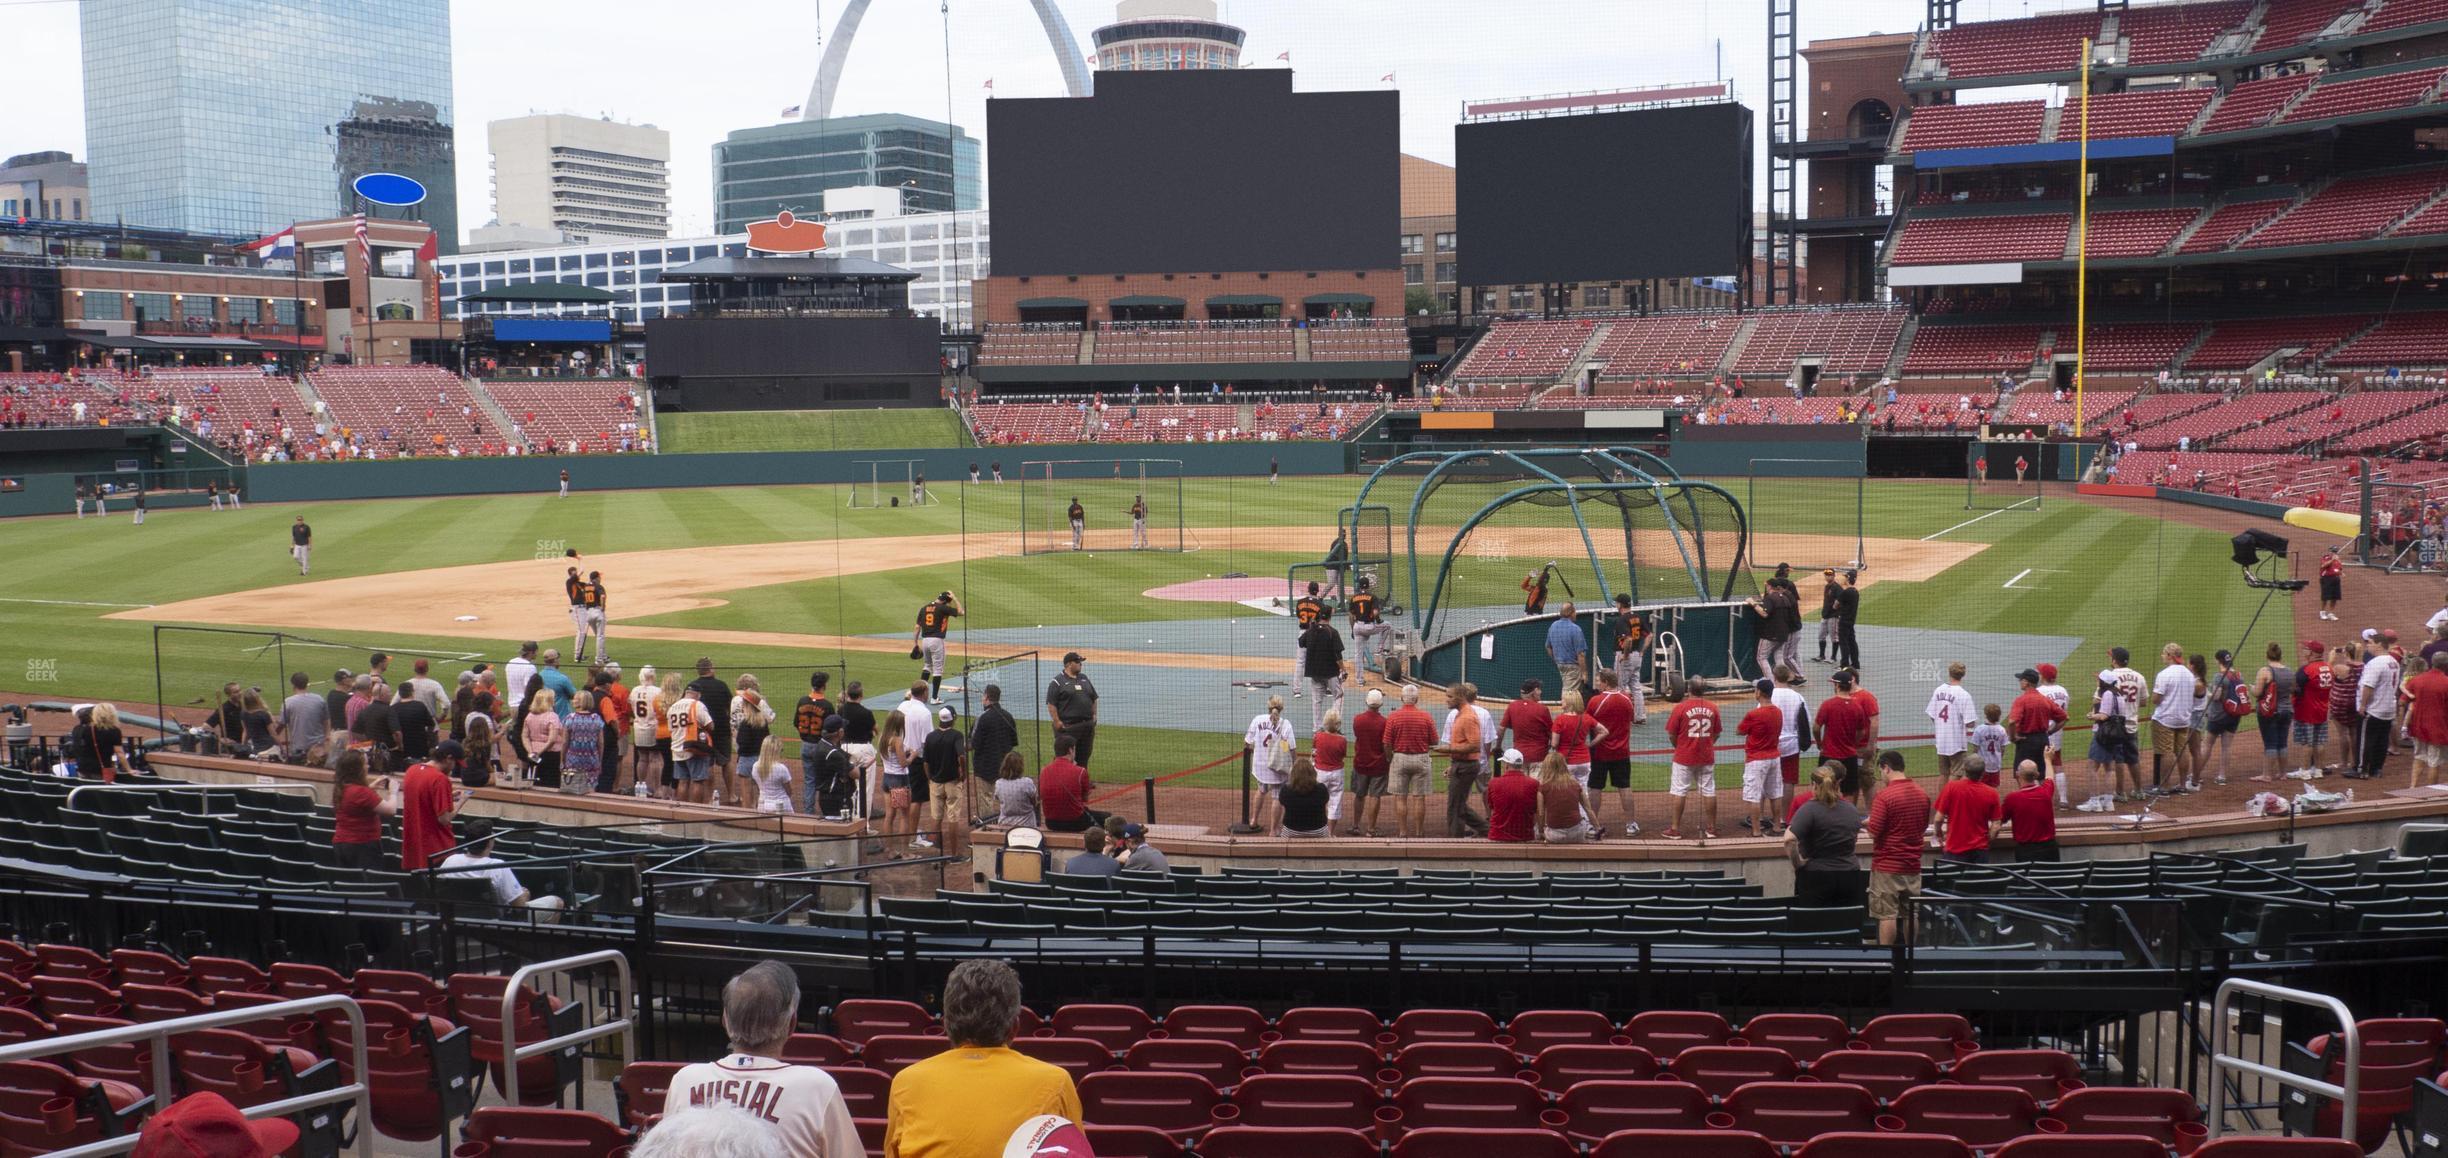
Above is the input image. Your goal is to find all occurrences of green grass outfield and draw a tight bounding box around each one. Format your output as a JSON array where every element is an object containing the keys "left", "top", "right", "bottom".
[
  {"left": 0, "top": 478, "right": 2286, "bottom": 791},
  {"left": 655, "top": 408, "right": 971, "bottom": 454}
]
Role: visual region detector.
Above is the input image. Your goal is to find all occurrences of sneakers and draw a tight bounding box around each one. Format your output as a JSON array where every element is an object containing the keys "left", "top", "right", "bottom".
[
  {"left": 912, "top": 836, "right": 936, "bottom": 848},
  {"left": 1622, "top": 821, "right": 1641, "bottom": 838},
  {"left": 1662, "top": 827, "right": 1682, "bottom": 840}
]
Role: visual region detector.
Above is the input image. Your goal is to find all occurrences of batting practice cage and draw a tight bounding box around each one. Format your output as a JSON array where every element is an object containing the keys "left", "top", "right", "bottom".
[
  {"left": 1745, "top": 457, "right": 1868, "bottom": 573},
  {"left": 1334, "top": 448, "right": 1765, "bottom": 694},
  {"left": 1966, "top": 441, "right": 2047, "bottom": 512},
  {"left": 847, "top": 459, "right": 939, "bottom": 508},
  {"left": 1018, "top": 458, "right": 1186, "bottom": 555}
]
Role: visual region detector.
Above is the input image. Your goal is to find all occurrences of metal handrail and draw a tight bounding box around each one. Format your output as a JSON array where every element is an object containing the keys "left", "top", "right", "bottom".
[
  {"left": 2208, "top": 978, "right": 2359, "bottom": 1142},
  {"left": 500, "top": 949, "right": 634, "bottom": 1081},
  {"left": 65, "top": 781, "right": 321, "bottom": 813},
  {"left": 0, "top": 994, "right": 372, "bottom": 1158}
]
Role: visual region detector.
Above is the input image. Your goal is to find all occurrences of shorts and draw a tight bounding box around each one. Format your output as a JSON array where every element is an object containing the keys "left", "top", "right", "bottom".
[
  {"left": 1589, "top": 757, "right": 1631, "bottom": 790},
  {"left": 1543, "top": 823, "right": 1593, "bottom": 844},
  {"left": 2045, "top": 730, "right": 2063, "bottom": 753},
  {"left": 1670, "top": 763, "right": 1715, "bottom": 797},
  {"left": 1829, "top": 756, "right": 1864, "bottom": 799},
  {"left": 918, "top": 636, "right": 947, "bottom": 676},
  {"left": 673, "top": 755, "right": 710, "bottom": 782},
  {"left": 1868, "top": 871, "right": 1923, "bottom": 921},
  {"left": 2292, "top": 720, "right": 2329, "bottom": 747},
  {"left": 2151, "top": 723, "right": 2191, "bottom": 756},
  {"left": 2417, "top": 739, "right": 2447, "bottom": 767},
  {"left": 1388, "top": 753, "right": 1433, "bottom": 795},
  {"left": 2088, "top": 736, "right": 2139, "bottom": 766},
  {"left": 1350, "top": 772, "right": 1388, "bottom": 798},
  {"left": 2259, "top": 714, "right": 2292, "bottom": 754},
  {"left": 887, "top": 786, "right": 912, "bottom": 810},
  {"left": 2206, "top": 710, "right": 2241, "bottom": 736},
  {"left": 1566, "top": 763, "right": 1591, "bottom": 790},
  {"left": 2320, "top": 575, "right": 2342, "bottom": 601},
  {"left": 1937, "top": 750, "right": 1968, "bottom": 779},
  {"left": 924, "top": 786, "right": 959, "bottom": 822},
  {"left": 1741, "top": 758, "right": 1784, "bottom": 803},
  {"left": 1779, "top": 753, "right": 1800, "bottom": 785}
]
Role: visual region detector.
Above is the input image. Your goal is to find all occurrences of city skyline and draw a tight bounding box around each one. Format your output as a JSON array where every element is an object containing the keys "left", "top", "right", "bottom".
[{"left": 7, "top": 0, "right": 1951, "bottom": 241}]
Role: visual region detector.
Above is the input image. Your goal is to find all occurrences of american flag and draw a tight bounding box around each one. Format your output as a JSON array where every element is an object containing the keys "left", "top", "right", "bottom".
[{"left": 353, "top": 212, "right": 370, "bottom": 266}]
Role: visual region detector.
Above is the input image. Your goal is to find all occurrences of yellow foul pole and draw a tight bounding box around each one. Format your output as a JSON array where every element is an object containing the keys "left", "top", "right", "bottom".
[{"left": 2073, "top": 39, "right": 2093, "bottom": 438}]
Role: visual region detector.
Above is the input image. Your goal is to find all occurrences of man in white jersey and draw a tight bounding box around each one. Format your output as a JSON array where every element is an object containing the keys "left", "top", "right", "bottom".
[
  {"left": 1926, "top": 661, "right": 1977, "bottom": 779},
  {"left": 667, "top": 960, "right": 863, "bottom": 1158},
  {"left": 2149, "top": 642, "right": 2198, "bottom": 796},
  {"left": 1771, "top": 664, "right": 1809, "bottom": 799},
  {"left": 2036, "top": 662, "right": 2073, "bottom": 803}
]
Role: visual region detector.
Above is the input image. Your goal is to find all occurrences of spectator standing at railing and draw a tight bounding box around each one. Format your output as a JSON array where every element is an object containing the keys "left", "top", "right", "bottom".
[{"left": 1862, "top": 750, "right": 1930, "bottom": 945}]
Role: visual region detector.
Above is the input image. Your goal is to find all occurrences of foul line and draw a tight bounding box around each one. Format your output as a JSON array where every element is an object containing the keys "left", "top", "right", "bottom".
[
  {"left": 2003, "top": 568, "right": 2063, "bottom": 591},
  {"left": 1922, "top": 506, "right": 2016, "bottom": 541},
  {"left": 0, "top": 597, "right": 154, "bottom": 609}
]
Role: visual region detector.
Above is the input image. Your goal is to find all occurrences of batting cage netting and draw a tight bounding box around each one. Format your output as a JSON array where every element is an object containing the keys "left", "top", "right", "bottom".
[
  {"left": 847, "top": 459, "right": 939, "bottom": 509},
  {"left": 1018, "top": 458, "right": 1186, "bottom": 555}
]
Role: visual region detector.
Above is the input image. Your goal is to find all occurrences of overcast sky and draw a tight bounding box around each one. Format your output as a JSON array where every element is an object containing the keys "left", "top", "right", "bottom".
[{"left": 1, "top": 0, "right": 2054, "bottom": 239}]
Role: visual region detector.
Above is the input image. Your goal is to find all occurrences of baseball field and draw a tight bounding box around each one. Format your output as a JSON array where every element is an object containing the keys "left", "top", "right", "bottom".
[{"left": 0, "top": 471, "right": 2291, "bottom": 792}]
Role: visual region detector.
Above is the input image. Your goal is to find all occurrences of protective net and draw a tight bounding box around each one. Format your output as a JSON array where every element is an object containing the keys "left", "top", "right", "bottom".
[
  {"left": 1018, "top": 458, "right": 1186, "bottom": 555},
  {"left": 847, "top": 459, "right": 935, "bottom": 509},
  {"left": 1744, "top": 457, "right": 1867, "bottom": 572}
]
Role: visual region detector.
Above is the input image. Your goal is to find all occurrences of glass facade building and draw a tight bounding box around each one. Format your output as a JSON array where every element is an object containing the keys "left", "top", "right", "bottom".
[
  {"left": 80, "top": 0, "right": 455, "bottom": 239},
  {"left": 712, "top": 114, "right": 981, "bottom": 236}
]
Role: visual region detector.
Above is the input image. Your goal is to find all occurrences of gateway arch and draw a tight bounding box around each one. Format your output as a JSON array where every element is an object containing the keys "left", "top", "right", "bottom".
[{"left": 804, "top": 0, "right": 1092, "bottom": 121}]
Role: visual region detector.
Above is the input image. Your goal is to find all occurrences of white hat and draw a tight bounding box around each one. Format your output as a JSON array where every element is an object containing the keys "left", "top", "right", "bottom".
[
  {"left": 1366, "top": 688, "right": 1384, "bottom": 709},
  {"left": 1500, "top": 748, "right": 1525, "bottom": 766},
  {"left": 2362, "top": 628, "right": 2380, "bottom": 642},
  {"left": 936, "top": 705, "right": 956, "bottom": 724}
]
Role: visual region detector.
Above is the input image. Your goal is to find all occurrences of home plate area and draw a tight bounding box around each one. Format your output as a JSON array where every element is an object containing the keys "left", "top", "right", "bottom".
[{"left": 1144, "top": 575, "right": 1294, "bottom": 615}]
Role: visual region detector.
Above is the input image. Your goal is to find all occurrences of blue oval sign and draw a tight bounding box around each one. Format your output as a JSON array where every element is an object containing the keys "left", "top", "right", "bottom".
[{"left": 352, "top": 172, "right": 427, "bottom": 207}]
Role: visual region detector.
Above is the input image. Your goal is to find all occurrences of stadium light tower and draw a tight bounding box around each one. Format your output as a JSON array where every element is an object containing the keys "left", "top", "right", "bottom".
[{"left": 804, "top": 0, "right": 1094, "bottom": 120}]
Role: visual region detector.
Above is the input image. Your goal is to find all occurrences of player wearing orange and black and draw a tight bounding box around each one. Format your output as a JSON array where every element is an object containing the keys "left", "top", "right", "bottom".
[
  {"left": 1522, "top": 569, "right": 1551, "bottom": 615},
  {"left": 576, "top": 571, "right": 610, "bottom": 664},
  {"left": 913, "top": 592, "right": 963, "bottom": 699},
  {"left": 1129, "top": 495, "right": 1149, "bottom": 549},
  {"left": 1348, "top": 578, "right": 1386, "bottom": 674},
  {"left": 1294, "top": 584, "right": 1326, "bottom": 696},
  {"left": 1068, "top": 497, "right": 1086, "bottom": 551},
  {"left": 564, "top": 567, "right": 588, "bottom": 659}
]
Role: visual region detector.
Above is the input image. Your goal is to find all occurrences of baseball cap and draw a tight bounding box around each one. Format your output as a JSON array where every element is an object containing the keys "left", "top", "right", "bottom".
[
  {"left": 2036, "top": 663, "right": 2058, "bottom": 681},
  {"left": 1831, "top": 669, "right": 1857, "bottom": 687},
  {"left": 1775, "top": 562, "right": 1792, "bottom": 573},
  {"left": 2017, "top": 668, "right": 2042, "bottom": 683},
  {"left": 2362, "top": 628, "right": 2379, "bottom": 642},
  {"left": 936, "top": 705, "right": 956, "bottom": 725},
  {"left": 2380, "top": 628, "right": 2399, "bottom": 643},
  {"left": 1500, "top": 747, "right": 1525, "bottom": 766},
  {"left": 1754, "top": 678, "right": 1776, "bottom": 695},
  {"left": 822, "top": 714, "right": 845, "bottom": 732},
  {"left": 2304, "top": 639, "right": 2326, "bottom": 653},
  {"left": 132, "top": 1092, "right": 298, "bottom": 1158},
  {"left": 430, "top": 739, "right": 465, "bottom": 760},
  {"left": 1822, "top": 568, "right": 1837, "bottom": 577},
  {"left": 1121, "top": 823, "right": 1146, "bottom": 840},
  {"left": 603, "top": 661, "right": 620, "bottom": 674},
  {"left": 1614, "top": 592, "right": 1633, "bottom": 605},
  {"left": 1062, "top": 651, "right": 1086, "bottom": 663}
]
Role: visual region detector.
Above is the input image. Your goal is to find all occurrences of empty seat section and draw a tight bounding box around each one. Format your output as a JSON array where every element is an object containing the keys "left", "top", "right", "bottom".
[
  {"left": 2187, "top": 316, "right": 2372, "bottom": 368},
  {"left": 2327, "top": 311, "right": 2448, "bottom": 365},
  {"left": 1732, "top": 308, "right": 1910, "bottom": 375},
  {"left": 1308, "top": 321, "right": 1410, "bottom": 362},
  {"left": 2081, "top": 207, "right": 2200, "bottom": 258},
  {"left": 1093, "top": 324, "right": 1298, "bottom": 365},
  {"left": 1892, "top": 214, "right": 2071, "bottom": 265},
  {"left": 1274, "top": 1008, "right": 1384, "bottom": 1045},
  {"left": 1019, "top": 1037, "right": 1124, "bottom": 1084},
  {"left": 2242, "top": 170, "right": 2448, "bottom": 249},
  {"left": 481, "top": 380, "right": 643, "bottom": 454},
  {"left": 1159, "top": 1005, "right": 1270, "bottom": 1052},
  {"left": 1588, "top": 313, "right": 1739, "bottom": 378},
  {"left": 2050, "top": 1086, "right": 2202, "bottom": 1142},
  {"left": 1722, "top": 1081, "right": 1883, "bottom": 1145},
  {"left": 2280, "top": 65, "right": 2448, "bottom": 123},
  {"left": 1856, "top": 1015, "right": 1976, "bottom": 1064},
  {"left": 1740, "top": 1014, "right": 1851, "bottom": 1063},
  {"left": 1806, "top": 1049, "right": 1940, "bottom": 1101},
  {"left": 2080, "top": 322, "right": 2202, "bottom": 371},
  {"left": 1926, "top": 13, "right": 2101, "bottom": 78},
  {"left": 2180, "top": 198, "right": 2297, "bottom": 253},
  {"left": 1902, "top": 324, "right": 2050, "bottom": 375},
  {"left": 1506, "top": 1010, "right": 1620, "bottom": 1054},
  {"left": 2222, "top": 390, "right": 2438, "bottom": 450},
  {"left": 2199, "top": 74, "right": 2318, "bottom": 134},
  {"left": 1897, "top": 101, "right": 2047, "bottom": 152},
  {"left": 1053, "top": 1004, "right": 1159, "bottom": 1052},
  {"left": 979, "top": 325, "right": 1084, "bottom": 365},
  {"left": 2066, "top": 89, "right": 2215, "bottom": 139},
  {"left": 1125, "top": 1038, "right": 1249, "bottom": 1089},
  {"left": 1452, "top": 320, "right": 1596, "bottom": 383},
  {"left": 1225, "top": 1073, "right": 1379, "bottom": 1131},
  {"left": 1530, "top": 1044, "right": 1658, "bottom": 1093},
  {"left": 1890, "top": 1084, "right": 2044, "bottom": 1147},
  {"left": 1622, "top": 1011, "right": 1731, "bottom": 1059},
  {"left": 1080, "top": 1070, "right": 1224, "bottom": 1140},
  {"left": 2258, "top": 0, "right": 2368, "bottom": 47},
  {"left": 2119, "top": 1, "right": 2250, "bottom": 64},
  {"left": 1388, "top": 1077, "right": 1548, "bottom": 1134},
  {"left": 1669, "top": 1046, "right": 1798, "bottom": 1098},
  {"left": 1947, "top": 1049, "right": 2086, "bottom": 1101}
]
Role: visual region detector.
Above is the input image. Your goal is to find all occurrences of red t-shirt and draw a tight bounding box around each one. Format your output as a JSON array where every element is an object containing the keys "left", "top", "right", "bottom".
[
  {"left": 1864, "top": 779, "right": 1932, "bottom": 876},
  {"left": 1816, "top": 694, "right": 1869, "bottom": 759},
  {"left": 399, "top": 763, "right": 455, "bottom": 871},
  {"left": 2405, "top": 669, "right": 2448, "bottom": 745},
  {"left": 1668, "top": 699, "right": 1721, "bottom": 766},
  {"left": 1041, "top": 758, "right": 1091, "bottom": 822},
  {"left": 1385, "top": 706, "right": 1438, "bottom": 754},
  {"left": 1853, "top": 688, "right": 1881, "bottom": 736},
  {"left": 1351, "top": 709, "right": 1389, "bottom": 775},
  {"left": 1588, "top": 690, "right": 1635, "bottom": 761},
  {"left": 2009, "top": 689, "right": 2065, "bottom": 738},
  {"left": 2296, "top": 663, "right": 2333, "bottom": 724},
  {"left": 1501, "top": 699, "right": 1553, "bottom": 763},
  {"left": 1551, "top": 712, "right": 1593, "bottom": 764},
  {"left": 1311, "top": 731, "right": 1347, "bottom": 773},
  {"left": 1487, "top": 772, "right": 1539, "bottom": 842},
  {"left": 1999, "top": 779, "right": 2056, "bottom": 845},
  {"left": 333, "top": 783, "right": 382, "bottom": 846},
  {"left": 1737, "top": 704, "right": 1783, "bottom": 761},
  {"left": 2320, "top": 554, "right": 2343, "bottom": 578},
  {"left": 1934, "top": 778, "right": 2001, "bottom": 855}
]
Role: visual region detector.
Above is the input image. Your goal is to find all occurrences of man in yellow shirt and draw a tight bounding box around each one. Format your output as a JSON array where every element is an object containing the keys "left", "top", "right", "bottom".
[{"left": 884, "top": 960, "right": 1080, "bottom": 1157}]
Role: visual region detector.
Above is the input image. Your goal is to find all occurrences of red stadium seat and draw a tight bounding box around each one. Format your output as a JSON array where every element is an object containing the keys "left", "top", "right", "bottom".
[
  {"left": 1198, "top": 1125, "right": 1380, "bottom": 1158},
  {"left": 1274, "top": 1008, "right": 1383, "bottom": 1044},
  {"left": 1083, "top": 1124, "right": 1187, "bottom": 1158},
  {"left": 1889, "top": 1083, "right": 2044, "bottom": 1148},
  {"left": 1623, "top": 1011, "right": 1732, "bottom": 1059},
  {"left": 1670, "top": 1046, "right": 1800, "bottom": 1099},
  {"left": 1223, "top": 1073, "right": 1379, "bottom": 1132},
  {"left": 779, "top": 1033, "right": 857, "bottom": 1067},
  {"left": 1856, "top": 1015, "right": 1976, "bottom": 1065},
  {"left": 107, "top": 950, "right": 187, "bottom": 990},
  {"left": 1125, "top": 1038, "right": 1251, "bottom": 1090},
  {"left": 1387, "top": 1043, "right": 1523, "bottom": 1084},
  {"left": 830, "top": 998, "right": 935, "bottom": 1045},
  {"left": 31, "top": 976, "right": 121, "bottom": 1021},
  {"left": 2051, "top": 1087, "right": 2200, "bottom": 1143},
  {"left": 1387, "top": 1009, "right": 1498, "bottom": 1050},
  {"left": 446, "top": 973, "right": 569, "bottom": 1106},
  {"left": 168, "top": 1027, "right": 325, "bottom": 1115},
  {"left": 1054, "top": 1004, "right": 1160, "bottom": 1052},
  {"left": 1808, "top": 1049, "right": 1941, "bottom": 1103},
  {"left": 118, "top": 983, "right": 210, "bottom": 1024},
  {"left": 1947, "top": 1049, "right": 2084, "bottom": 1102},
  {"left": 270, "top": 962, "right": 351, "bottom": 999},
  {"left": 1388, "top": 1077, "right": 1546, "bottom": 1135},
  {"left": 2300, "top": 1019, "right": 2446, "bottom": 1151},
  {"left": 1080, "top": 1070, "right": 1224, "bottom": 1140},
  {"left": 1530, "top": 1043, "right": 1658, "bottom": 1094},
  {"left": 1799, "top": 1133, "right": 1973, "bottom": 1158},
  {"left": 1557, "top": 1080, "right": 1713, "bottom": 1143},
  {"left": 0, "top": 975, "right": 30, "bottom": 1012},
  {"left": 1722, "top": 1081, "right": 1883, "bottom": 1145},
  {"left": 33, "top": 945, "right": 110, "bottom": 981},
  {"left": 461, "top": 1106, "right": 629, "bottom": 1158},
  {"left": 1393, "top": 1126, "right": 1576, "bottom": 1158},
  {"left": 853, "top": 1116, "right": 883, "bottom": 1157},
  {"left": 206, "top": 991, "right": 315, "bottom": 1052},
  {"left": 1506, "top": 1010, "right": 1620, "bottom": 1055},
  {"left": 1743, "top": 1014, "right": 1853, "bottom": 1063},
  {"left": 858, "top": 1034, "right": 949, "bottom": 1075},
  {"left": 0, "top": 944, "right": 33, "bottom": 981},
  {"left": 821, "top": 1067, "right": 891, "bottom": 1121},
  {"left": 1592, "top": 1129, "right": 1778, "bottom": 1158},
  {"left": 1160, "top": 1005, "right": 1270, "bottom": 1052},
  {"left": 1995, "top": 1135, "right": 2169, "bottom": 1158},
  {"left": 2195, "top": 1139, "right": 2366, "bottom": 1158},
  {"left": 0, "top": 1008, "right": 48, "bottom": 1046},
  {"left": 1011, "top": 1007, "right": 1043, "bottom": 1040},
  {"left": 186, "top": 957, "right": 272, "bottom": 998},
  {"left": 615, "top": 1061, "right": 684, "bottom": 1131},
  {"left": 0, "top": 1059, "right": 148, "bottom": 1158},
  {"left": 354, "top": 969, "right": 447, "bottom": 1017},
  {"left": 320, "top": 997, "right": 473, "bottom": 1145},
  {"left": 1016, "top": 1036, "right": 1120, "bottom": 1084},
  {"left": 1254, "top": 1040, "right": 1381, "bottom": 1079},
  {"left": 51, "top": 1014, "right": 153, "bottom": 1091}
]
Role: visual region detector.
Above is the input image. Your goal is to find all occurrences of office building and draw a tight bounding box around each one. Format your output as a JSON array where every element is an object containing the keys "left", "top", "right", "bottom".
[
  {"left": 334, "top": 97, "right": 460, "bottom": 255},
  {"left": 79, "top": 0, "right": 454, "bottom": 239},
  {"left": 439, "top": 186, "right": 987, "bottom": 330},
  {"left": 488, "top": 115, "right": 671, "bottom": 244},
  {"left": 1, "top": 152, "right": 89, "bottom": 224},
  {"left": 712, "top": 113, "right": 980, "bottom": 235},
  {"left": 1093, "top": 0, "right": 1246, "bottom": 71}
]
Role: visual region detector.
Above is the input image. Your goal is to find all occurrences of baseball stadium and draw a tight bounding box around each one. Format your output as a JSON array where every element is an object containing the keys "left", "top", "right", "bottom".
[{"left": 4, "top": 2, "right": 2448, "bottom": 1157}]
